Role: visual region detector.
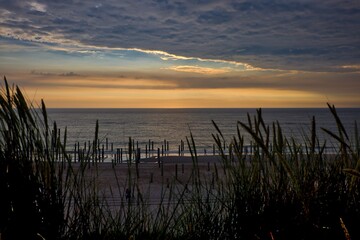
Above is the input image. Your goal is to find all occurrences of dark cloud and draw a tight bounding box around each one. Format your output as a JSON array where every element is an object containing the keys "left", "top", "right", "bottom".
[
  {"left": 30, "top": 70, "right": 81, "bottom": 77},
  {"left": 1, "top": 0, "right": 360, "bottom": 71},
  {"left": 59, "top": 72, "right": 80, "bottom": 77},
  {"left": 30, "top": 70, "right": 54, "bottom": 76},
  {"left": 197, "top": 9, "right": 232, "bottom": 24}
]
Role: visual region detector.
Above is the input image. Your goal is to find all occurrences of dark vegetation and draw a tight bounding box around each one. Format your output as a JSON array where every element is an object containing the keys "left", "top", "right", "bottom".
[{"left": 0, "top": 77, "right": 359, "bottom": 239}]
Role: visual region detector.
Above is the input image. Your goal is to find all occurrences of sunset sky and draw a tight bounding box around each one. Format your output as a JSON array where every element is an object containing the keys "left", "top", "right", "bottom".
[{"left": 0, "top": 0, "right": 359, "bottom": 108}]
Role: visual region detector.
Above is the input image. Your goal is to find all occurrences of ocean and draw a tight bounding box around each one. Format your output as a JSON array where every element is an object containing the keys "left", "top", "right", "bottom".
[{"left": 47, "top": 108, "right": 360, "bottom": 157}]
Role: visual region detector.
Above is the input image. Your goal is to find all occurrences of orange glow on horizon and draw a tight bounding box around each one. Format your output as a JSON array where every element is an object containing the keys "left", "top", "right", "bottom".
[
  {"left": 4, "top": 71, "right": 359, "bottom": 109},
  {"left": 22, "top": 86, "right": 344, "bottom": 108}
]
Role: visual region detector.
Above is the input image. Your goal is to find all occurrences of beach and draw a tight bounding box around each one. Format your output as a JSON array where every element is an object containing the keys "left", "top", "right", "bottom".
[{"left": 68, "top": 155, "right": 225, "bottom": 208}]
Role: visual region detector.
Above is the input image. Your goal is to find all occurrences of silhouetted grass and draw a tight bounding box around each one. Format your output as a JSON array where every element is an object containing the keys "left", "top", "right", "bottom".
[
  {"left": 207, "top": 107, "right": 360, "bottom": 239},
  {"left": 0, "top": 78, "right": 65, "bottom": 239},
  {"left": 0, "top": 77, "right": 359, "bottom": 239}
]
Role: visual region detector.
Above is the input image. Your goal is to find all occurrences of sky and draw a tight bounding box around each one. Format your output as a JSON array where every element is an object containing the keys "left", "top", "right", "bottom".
[{"left": 0, "top": 0, "right": 359, "bottom": 108}]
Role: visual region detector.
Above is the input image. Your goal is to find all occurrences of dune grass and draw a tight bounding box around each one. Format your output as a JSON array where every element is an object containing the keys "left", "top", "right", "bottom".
[
  {"left": 0, "top": 77, "right": 359, "bottom": 239},
  {"left": 0, "top": 78, "right": 65, "bottom": 239}
]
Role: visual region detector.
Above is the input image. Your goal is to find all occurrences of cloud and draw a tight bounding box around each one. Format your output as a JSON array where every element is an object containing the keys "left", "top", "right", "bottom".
[
  {"left": 30, "top": 70, "right": 81, "bottom": 77},
  {"left": 167, "top": 65, "right": 231, "bottom": 74},
  {"left": 0, "top": 0, "right": 359, "bottom": 72},
  {"left": 30, "top": 70, "right": 54, "bottom": 76},
  {"left": 59, "top": 71, "right": 81, "bottom": 77},
  {"left": 341, "top": 65, "right": 360, "bottom": 70},
  {"left": 197, "top": 9, "right": 232, "bottom": 24},
  {"left": 28, "top": 2, "right": 47, "bottom": 13}
]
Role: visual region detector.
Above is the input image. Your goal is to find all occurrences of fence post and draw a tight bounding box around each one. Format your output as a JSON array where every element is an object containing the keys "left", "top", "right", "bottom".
[{"left": 175, "top": 164, "right": 178, "bottom": 180}]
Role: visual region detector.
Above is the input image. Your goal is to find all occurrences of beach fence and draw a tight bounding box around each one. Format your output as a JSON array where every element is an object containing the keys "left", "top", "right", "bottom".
[
  {"left": 64, "top": 137, "right": 233, "bottom": 163},
  {"left": 60, "top": 137, "right": 339, "bottom": 163},
  {"left": 68, "top": 138, "right": 200, "bottom": 163}
]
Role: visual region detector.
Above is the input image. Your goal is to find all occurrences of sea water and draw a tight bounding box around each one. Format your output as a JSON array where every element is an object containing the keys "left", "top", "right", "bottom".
[{"left": 47, "top": 108, "right": 360, "bottom": 156}]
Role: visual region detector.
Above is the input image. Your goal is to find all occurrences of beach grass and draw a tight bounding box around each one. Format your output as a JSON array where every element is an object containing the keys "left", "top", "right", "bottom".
[{"left": 0, "top": 77, "right": 359, "bottom": 239}]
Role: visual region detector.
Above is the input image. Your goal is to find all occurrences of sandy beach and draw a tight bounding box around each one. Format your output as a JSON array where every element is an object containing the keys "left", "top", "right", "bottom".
[{"left": 69, "top": 155, "right": 225, "bottom": 208}]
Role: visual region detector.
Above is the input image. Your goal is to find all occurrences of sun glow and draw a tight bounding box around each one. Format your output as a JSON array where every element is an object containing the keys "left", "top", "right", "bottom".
[{"left": 22, "top": 83, "right": 329, "bottom": 108}]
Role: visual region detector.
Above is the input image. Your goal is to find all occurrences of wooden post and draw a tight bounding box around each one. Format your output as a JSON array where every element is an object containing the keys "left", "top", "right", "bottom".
[
  {"left": 116, "top": 148, "right": 119, "bottom": 163},
  {"left": 102, "top": 144, "right": 105, "bottom": 162},
  {"left": 145, "top": 145, "right": 147, "bottom": 158},
  {"left": 175, "top": 164, "right": 178, "bottom": 180},
  {"left": 136, "top": 148, "right": 141, "bottom": 163},
  {"left": 118, "top": 148, "right": 120, "bottom": 163},
  {"left": 74, "top": 143, "right": 77, "bottom": 162},
  {"left": 157, "top": 148, "right": 160, "bottom": 168},
  {"left": 98, "top": 139, "right": 100, "bottom": 155},
  {"left": 128, "top": 139, "right": 134, "bottom": 163},
  {"left": 135, "top": 149, "right": 140, "bottom": 178},
  {"left": 120, "top": 148, "right": 123, "bottom": 163},
  {"left": 77, "top": 142, "right": 80, "bottom": 161}
]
